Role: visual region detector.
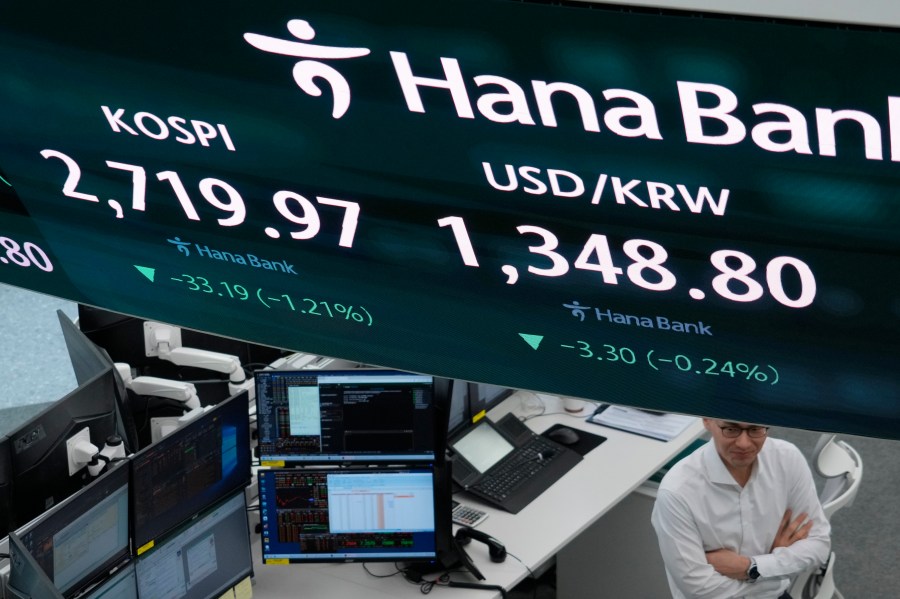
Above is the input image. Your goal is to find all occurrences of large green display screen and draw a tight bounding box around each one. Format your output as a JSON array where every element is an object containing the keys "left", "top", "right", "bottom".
[{"left": 1, "top": 1, "right": 897, "bottom": 437}]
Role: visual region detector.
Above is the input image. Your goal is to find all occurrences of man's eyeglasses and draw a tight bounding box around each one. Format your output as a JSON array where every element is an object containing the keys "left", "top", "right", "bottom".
[{"left": 718, "top": 424, "right": 769, "bottom": 439}]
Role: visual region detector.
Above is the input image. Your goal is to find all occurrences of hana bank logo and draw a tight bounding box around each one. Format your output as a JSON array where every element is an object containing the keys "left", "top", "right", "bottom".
[
  {"left": 167, "top": 237, "right": 192, "bottom": 256},
  {"left": 244, "top": 19, "right": 371, "bottom": 119}
]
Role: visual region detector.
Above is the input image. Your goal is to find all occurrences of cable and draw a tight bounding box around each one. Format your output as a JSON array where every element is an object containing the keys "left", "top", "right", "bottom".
[
  {"left": 362, "top": 562, "right": 404, "bottom": 579},
  {"left": 507, "top": 551, "right": 536, "bottom": 580},
  {"left": 506, "top": 551, "right": 541, "bottom": 599},
  {"left": 517, "top": 392, "right": 592, "bottom": 423},
  {"left": 242, "top": 362, "right": 271, "bottom": 373},
  {"left": 517, "top": 393, "right": 547, "bottom": 421}
]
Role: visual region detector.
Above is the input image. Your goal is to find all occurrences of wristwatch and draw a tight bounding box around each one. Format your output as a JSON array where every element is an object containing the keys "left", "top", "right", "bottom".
[{"left": 747, "top": 557, "right": 761, "bottom": 582}]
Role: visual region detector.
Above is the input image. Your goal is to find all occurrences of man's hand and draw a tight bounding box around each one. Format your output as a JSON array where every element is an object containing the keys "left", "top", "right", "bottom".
[
  {"left": 705, "top": 549, "right": 751, "bottom": 580},
  {"left": 771, "top": 509, "right": 813, "bottom": 551}
]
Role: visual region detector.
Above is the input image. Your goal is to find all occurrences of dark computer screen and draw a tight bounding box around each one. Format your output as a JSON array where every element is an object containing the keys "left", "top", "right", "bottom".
[
  {"left": 255, "top": 370, "right": 436, "bottom": 463},
  {"left": 15, "top": 463, "right": 130, "bottom": 599},
  {"left": 130, "top": 390, "right": 251, "bottom": 550},
  {"left": 468, "top": 382, "right": 515, "bottom": 418},
  {"left": 446, "top": 379, "right": 471, "bottom": 439},
  {"left": 56, "top": 310, "right": 113, "bottom": 388},
  {"left": 6, "top": 532, "right": 64, "bottom": 599},
  {"left": 134, "top": 491, "right": 253, "bottom": 599},
  {"left": 8, "top": 367, "right": 120, "bottom": 528},
  {"left": 56, "top": 310, "right": 138, "bottom": 453},
  {"left": 258, "top": 466, "right": 438, "bottom": 563}
]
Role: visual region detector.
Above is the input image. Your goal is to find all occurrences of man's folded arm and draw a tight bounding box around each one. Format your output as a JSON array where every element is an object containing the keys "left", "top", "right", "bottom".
[
  {"left": 755, "top": 451, "right": 831, "bottom": 578},
  {"left": 652, "top": 489, "right": 783, "bottom": 598}
]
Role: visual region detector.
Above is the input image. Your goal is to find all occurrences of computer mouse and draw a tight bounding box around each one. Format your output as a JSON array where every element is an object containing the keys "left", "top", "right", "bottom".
[{"left": 548, "top": 427, "right": 580, "bottom": 446}]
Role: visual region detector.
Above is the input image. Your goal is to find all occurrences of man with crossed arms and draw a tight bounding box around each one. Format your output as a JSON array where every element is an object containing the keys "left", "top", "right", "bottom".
[{"left": 651, "top": 419, "right": 831, "bottom": 598}]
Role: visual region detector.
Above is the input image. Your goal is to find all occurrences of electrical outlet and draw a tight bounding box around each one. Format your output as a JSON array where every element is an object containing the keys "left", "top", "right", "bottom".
[
  {"left": 150, "top": 416, "right": 182, "bottom": 443},
  {"left": 144, "top": 321, "right": 182, "bottom": 357},
  {"left": 65, "top": 427, "right": 93, "bottom": 476}
]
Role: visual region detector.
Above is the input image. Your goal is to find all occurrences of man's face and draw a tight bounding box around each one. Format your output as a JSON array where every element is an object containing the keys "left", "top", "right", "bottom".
[{"left": 703, "top": 419, "right": 767, "bottom": 472}]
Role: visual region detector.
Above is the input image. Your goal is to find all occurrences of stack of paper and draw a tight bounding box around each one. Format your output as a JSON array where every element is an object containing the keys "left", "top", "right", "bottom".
[{"left": 587, "top": 404, "right": 698, "bottom": 441}]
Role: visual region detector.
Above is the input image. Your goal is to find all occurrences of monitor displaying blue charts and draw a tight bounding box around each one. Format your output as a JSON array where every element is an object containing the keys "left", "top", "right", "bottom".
[
  {"left": 258, "top": 466, "right": 437, "bottom": 563},
  {"left": 255, "top": 370, "right": 436, "bottom": 463}
]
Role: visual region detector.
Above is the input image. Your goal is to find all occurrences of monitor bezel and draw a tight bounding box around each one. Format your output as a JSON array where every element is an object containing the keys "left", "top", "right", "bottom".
[{"left": 6, "top": 532, "right": 65, "bottom": 599}]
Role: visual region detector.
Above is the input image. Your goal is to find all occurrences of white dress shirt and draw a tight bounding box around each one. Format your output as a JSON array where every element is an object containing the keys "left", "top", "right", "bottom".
[{"left": 651, "top": 438, "right": 831, "bottom": 599}]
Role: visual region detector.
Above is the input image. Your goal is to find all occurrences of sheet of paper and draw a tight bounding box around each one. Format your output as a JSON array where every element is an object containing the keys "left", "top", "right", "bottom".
[{"left": 234, "top": 576, "right": 253, "bottom": 599}]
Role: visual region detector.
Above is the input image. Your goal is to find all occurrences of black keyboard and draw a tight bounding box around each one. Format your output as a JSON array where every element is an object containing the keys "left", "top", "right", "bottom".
[{"left": 471, "top": 437, "right": 561, "bottom": 502}]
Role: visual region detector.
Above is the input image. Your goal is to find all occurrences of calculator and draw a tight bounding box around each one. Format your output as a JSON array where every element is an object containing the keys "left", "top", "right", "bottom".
[{"left": 452, "top": 500, "right": 489, "bottom": 527}]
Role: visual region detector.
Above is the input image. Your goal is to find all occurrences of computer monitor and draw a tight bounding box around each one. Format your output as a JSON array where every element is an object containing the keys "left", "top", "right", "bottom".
[
  {"left": 56, "top": 310, "right": 138, "bottom": 453},
  {"left": 130, "top": 390, "right": 251, "bottom": 550},
  {"left": 81, "top": 563, "right": 137, "bottom": 599},
  {"left": 258, "top": 465, "right": 438, "bottom": 563},
  {"left": 446, "top": 379, "right": 472, "bottom": 439},
  {"left": 255, "top": 370, "right": 437, "bottom": 464},
  {"left": 134, "top": 491, "right": 253, "bottom": 599},
  {"left": 7, "top": 367, "right": 120, "bottom": 528},
  {"left": 1, "top": 436, "right": 12, "bottom": 539},
  {"left": 6, "top": 532, "right": 64, "bottom": 599},
  {"left": 468, "top": 382, "right": 514, "bottom": 418},
  {"left": 15, "top": 463, "right": 130, "bottom": 599},
  {"left": 56, "top": 310, "right": 113, "bottom": 388}
]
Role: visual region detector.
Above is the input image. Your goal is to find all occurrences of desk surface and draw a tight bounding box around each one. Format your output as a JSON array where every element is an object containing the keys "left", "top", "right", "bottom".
[{"left": 248, "top": 392, "right": 705, "bottom": 599}]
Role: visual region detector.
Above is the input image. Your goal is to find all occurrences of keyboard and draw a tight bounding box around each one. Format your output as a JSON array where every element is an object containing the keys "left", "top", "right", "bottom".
[{"left": 470, "top": 436, "right": 561, "bottom": 502}]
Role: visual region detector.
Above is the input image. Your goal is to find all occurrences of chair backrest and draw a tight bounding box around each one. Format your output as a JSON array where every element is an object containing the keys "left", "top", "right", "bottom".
[{"left": 813, "top": 434, "right": 863, "bottom": 520}]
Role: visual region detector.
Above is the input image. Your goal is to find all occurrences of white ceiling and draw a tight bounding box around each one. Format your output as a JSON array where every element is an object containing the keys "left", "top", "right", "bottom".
[{"left": 577, "top": 0, "right": 900, "bottom": 28}]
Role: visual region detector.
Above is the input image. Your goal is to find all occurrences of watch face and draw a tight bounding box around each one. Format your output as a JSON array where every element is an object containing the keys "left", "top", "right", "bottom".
[{"left": 749, "top": 566, "right": 760, "bottom": 580}]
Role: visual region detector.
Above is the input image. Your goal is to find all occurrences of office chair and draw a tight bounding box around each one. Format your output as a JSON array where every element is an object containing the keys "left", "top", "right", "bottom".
[
  {"left": 789, "top": 434, "right": 862, "bottom": 599},
  {"left": 815, "top": 434, "right": 863, "bottom": 520}
]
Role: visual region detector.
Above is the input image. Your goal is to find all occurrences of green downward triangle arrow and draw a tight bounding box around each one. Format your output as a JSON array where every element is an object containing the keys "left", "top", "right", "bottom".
[
  {"left": 134, "top": 265, "right": 156, "bottom": 282},
  {"left": 519, "top": 333, "right": 544, "bottom": 350}
]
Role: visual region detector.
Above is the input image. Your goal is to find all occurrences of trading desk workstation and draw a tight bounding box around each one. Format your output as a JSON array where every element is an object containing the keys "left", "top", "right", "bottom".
[
  {"left": 0, "top": 309, "right": 704, "bottom": 599},
  {"left": 247, "top": 392, "right": 704, "bottom": 599}
]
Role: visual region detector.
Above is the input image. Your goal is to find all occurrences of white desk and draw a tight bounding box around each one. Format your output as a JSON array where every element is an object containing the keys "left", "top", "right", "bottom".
[{"left": 248, "top": 392, "right": 705, "bottom": 598}]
